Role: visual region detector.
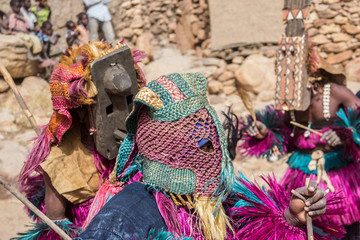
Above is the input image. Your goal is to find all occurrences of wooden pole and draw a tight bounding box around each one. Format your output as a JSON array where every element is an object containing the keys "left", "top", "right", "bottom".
[
  {"left": 290, "top": 178, "right": 314, "bottom": 240},
  {"left": 238, "top": 88, "right": 257, "bottom": 123},
  {"left": 290, "top": 121, "right": 323, "bottom": 136},
  {"left": 0, "top": 175, "right": 72, "bottom": 240},
  {"left": 0, "top": 63, "right": 71, "bottom": 239},
  {"left": 0, "top": 61, "right": 41, "bottom": 136},
  {"left": 304, "top": 178, "right": 313, "bottom": 240}
]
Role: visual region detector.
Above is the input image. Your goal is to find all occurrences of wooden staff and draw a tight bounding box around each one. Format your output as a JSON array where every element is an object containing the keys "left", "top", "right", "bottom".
[
  {"left": 0, "top": 61, "right": 41, "bottom": 136},
  {"left": 0, "top": 176, "right": 72, "bottom": 240},
  {"left": 291, "top": 178, "right": 313, "bottom": 240},
  {"left": 291, "top": 178, "right": 329, "bottom": 240},
  {"left": 238, "top": 88, "right": 256, "bottom": 123},
  {"left": 290, "top": 121, "right": 323, "bottom": 137},
  {"left": 0, "top": 63, "right": 71, "bottom": 239}
]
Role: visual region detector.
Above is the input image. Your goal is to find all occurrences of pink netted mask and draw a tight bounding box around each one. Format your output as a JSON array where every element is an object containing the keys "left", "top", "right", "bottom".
[{"left": 136, "top": 108, "right": 223, "bottom": 196}]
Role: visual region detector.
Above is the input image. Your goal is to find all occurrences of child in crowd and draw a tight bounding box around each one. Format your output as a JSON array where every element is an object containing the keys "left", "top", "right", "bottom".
[
  {"left": 31, "top": 0, "right": 50, "bottom": 28},
  {"left": 65, "top": 13, "right": 90, "bottom": 47},
  {"left": 0, "top": 10, "right": 8, "bottom": 33},
  {"left": 9, "top": 0, "right": 29, "bottom": 33},
  {"left": 65, "top": 20, "right": 79, "bottom": 47},
  {"left": 9, "top": 0, "right": 41, "bottom": 54},
  {"left": 75, "top": 12, "right": 90, "bottom": 46},
  {"left": 37, "top": 21, "right": 63, "bottom": 75},
  {"left": 21, "top": 0, "right": 38, "bottom": 31}
]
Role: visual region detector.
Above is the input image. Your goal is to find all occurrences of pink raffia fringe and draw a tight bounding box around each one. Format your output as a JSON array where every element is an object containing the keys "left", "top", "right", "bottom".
[
  {"left": 281, "top": 164, "right": 360, "bottom": 226},
  {"left": 154, "top": 191, "right": 203, "bottom": 239},
  {"left": 231, "top": 175, "right": 345, "bottom": 240},
  {"left": 71, "top": 198, "right": 94, "bottom": 227},
  {"left": 238, "top": 106, "right": 291, "bottom": 158},
  {"left": 82, "top": 171, "right": 143, "bottom": 230},
  {"left": 19, "top": 127, "right": 52, "bottom": 190},
  {"left": 133, "top": 49, "right": 147, "bottom": 87}
]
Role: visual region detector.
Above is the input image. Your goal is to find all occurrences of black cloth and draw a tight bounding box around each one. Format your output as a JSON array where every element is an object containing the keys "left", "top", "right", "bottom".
[
  {"left": 76, "top": 182, "right": 167, "bottom": 239},
  {"left": 343, "top": 223, "right": 360, "bottom": 240}
]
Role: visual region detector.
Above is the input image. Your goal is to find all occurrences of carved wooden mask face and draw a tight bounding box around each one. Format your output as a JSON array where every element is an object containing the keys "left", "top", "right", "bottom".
[
  {"left": 275, "top": 35, "right": 311, "bottom": 111},
  {"left": 90, "top": 46, "right": 138, "bottom": 159},
  {"left": 274, "top": 0, "right": 312, "bottom": 111}
]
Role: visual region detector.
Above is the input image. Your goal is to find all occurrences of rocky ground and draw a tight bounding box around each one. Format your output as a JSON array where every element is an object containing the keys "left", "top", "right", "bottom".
[{"left": 0, "top": 45, "right": 359, "bottom": 239}]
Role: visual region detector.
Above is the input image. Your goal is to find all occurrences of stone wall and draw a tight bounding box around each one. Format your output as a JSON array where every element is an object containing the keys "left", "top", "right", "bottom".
[
  {"left": 208, "top": 0, "right": 283, "bottom": 49},
  {"left": 1, "top": 0, "right": 360, "bottom": 87},
  {"left": 115, "top": 0, "right": 210, "bottom": 60},
  {"left": 202, "top": 0, "right": 360, "bottom": 99},
  {"left": 309, "top": 0, "right": 360, "bottom": 69}
]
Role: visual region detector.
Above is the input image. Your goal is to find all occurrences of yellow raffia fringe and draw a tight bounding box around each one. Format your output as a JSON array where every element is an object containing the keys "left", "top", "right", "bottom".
[
  {"left": 194, "top": 196, "right": 234, "bottom": 240},
  {"left": 135, "top": 87, "right": 164, "bottom": 110},
  {"left": 170, "top": 193, "right": 196, "bottom": 209},
  {"left": 59, "top": 42, "right": 128, "bottom": 102}
]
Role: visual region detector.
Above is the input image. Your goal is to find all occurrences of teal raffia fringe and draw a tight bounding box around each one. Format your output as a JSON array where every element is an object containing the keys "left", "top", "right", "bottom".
[
  {"left": 287, "top": 147, "right": 353, "bottom": 174},
  {"left": 334, "top": 107, "right": 360, "bottom": 161},
  {"left": 12, "top": 219, "right": 80, "bottom": 240},
  {"left": 148, "top": 228, "right": 194, "bottom": 240}
]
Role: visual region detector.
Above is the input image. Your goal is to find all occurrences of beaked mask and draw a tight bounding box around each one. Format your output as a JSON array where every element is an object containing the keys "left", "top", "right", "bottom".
[{"left": 90, "top": 46, "right": 138, "bottom": 159}]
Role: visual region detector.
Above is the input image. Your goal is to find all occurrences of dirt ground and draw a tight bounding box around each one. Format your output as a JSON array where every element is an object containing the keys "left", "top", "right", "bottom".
[{"left": 0, "top": 155, "right": 288, "bottom": 239}]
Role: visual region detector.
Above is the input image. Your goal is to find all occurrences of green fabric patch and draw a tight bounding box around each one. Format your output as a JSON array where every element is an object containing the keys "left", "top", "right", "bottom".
[{"left": 139, "top": 155, "right": 196, "bottom": 195}]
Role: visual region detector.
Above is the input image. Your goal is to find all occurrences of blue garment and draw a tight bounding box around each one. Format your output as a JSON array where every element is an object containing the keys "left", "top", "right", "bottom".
[
  {"left": 76, "top": 182, "right": 166, "bottom": 240},
  {"left": 287, "top": 147, "right": 353, "bottom": 174},
  {"left": 356, "top": 90, "right": 360, "bottom": 99},
  {"left": 36, "top": 31, "right": 49, "bottom": 42}
]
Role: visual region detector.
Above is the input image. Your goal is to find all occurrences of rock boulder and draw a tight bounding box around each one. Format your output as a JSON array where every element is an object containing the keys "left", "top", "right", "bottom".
[
  {"left": 346, "top": 58, "right": 360, "bottom": 82},
  {"left": 0, "top": 35, "right": 41, "bottom": 79},
  {"left": 235, "top": 54, "right": 276, "bottom": 94}
]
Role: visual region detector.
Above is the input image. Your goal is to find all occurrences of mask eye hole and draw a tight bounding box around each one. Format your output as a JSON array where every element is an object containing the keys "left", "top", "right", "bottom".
[
  {"left": 199, "top": 139, "right": 214, "bottom": 153},
  {"left": 126, "top": 95, "right": 133, "bottom": 104},
  {"left": 106, "top": 104, "right": 113, "bottom": 116}
]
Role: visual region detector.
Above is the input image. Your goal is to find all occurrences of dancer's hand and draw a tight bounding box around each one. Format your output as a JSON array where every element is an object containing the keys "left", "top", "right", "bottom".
[
  {"left": 321, "top": 130, "right": 342, "bottom": 147},
  {"left": 285, "top": 181, "right": 326, "bottom": 226},
  {"left": 246, "top": 121, "right": 269, "bottom": 139}
]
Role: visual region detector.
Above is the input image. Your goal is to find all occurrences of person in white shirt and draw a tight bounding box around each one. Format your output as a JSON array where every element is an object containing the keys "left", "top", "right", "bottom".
[
  {"left": 83, "top": 0, "right": 115, "bottom": 43},
  {"left": 21, "top": 0, "right": 37, "bottom": 31}
]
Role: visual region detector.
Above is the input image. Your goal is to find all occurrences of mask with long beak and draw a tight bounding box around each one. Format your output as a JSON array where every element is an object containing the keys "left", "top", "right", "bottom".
[{"left": 90, "top": 46, "right": 139, "bottom": 159}]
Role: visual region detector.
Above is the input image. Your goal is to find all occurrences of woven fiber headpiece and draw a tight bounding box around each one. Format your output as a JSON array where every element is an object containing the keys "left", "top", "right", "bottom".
[
  {"left": 49, "top": 42, "right": 146, "bottom": 143},
  {"left": 19, "top": 42, "right": 146, "bottom": 186},
  {"left": 116, "top": 73, "right": 234, "bottom": 200}
]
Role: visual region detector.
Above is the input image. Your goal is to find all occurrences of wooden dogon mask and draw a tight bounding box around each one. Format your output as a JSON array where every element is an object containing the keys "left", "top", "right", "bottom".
[
  {"left": 90, "top": 46, "right": 138, "bottom": 160},
  {"left": 274, "top": 0, "right": 312, "bottom": 111}
]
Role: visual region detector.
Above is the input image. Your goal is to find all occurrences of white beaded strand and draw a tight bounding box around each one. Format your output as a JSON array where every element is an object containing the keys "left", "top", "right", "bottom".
[{"left": 323, "top": 83, "right": 331, "bottom": 121}]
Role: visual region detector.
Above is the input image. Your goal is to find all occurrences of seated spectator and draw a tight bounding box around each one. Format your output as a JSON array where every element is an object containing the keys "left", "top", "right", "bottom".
[
  {"left": 37, "top": 21, "right": 63, "bottom": 76},
  {"left": 9, "top": 0, "right": 29, "bottom": 33},
  {"left": 21, "top": 0, "right": 37, "bottom": 32},
  {"left": 9, "top": 0, "right": 41, "bottom": 54},
  {"left": 31, "top": 0, "right": 50, "bottom": 28},
  {"left": 0, "top": 10, "right": 9, "bottom": 33},
  {"left": 75, "top": 12, "right": 90, "bottom": 46},
  {"left": 65, "top": 20, "right": 79, "bottom": 47}
]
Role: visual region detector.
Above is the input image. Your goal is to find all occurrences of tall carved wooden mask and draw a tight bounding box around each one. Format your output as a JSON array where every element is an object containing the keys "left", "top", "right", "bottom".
[{"left": 275, "top": 0, "right": 312, "bottom": 111}]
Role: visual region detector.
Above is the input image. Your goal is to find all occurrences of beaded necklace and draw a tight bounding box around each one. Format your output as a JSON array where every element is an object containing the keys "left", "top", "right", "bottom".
[
  {"left": 323, "top": 83, "right": 331, "bottom": 121},
  {"left": 290, "top": 83, "right": 331, "bottom": 137}
]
